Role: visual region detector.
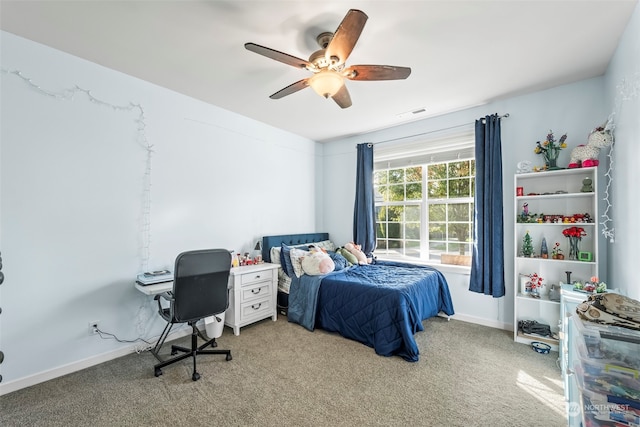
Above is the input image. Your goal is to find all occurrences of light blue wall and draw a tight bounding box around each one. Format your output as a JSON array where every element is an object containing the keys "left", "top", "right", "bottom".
[
  {"left": 0, "top": 31, "right": 323, "bottom": 391},
  {"left": 604, "top": 2, "right": 640, "bottom": 300}
]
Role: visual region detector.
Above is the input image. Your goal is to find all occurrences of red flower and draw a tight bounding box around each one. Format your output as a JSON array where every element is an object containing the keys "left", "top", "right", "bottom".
[{"left": 562, "top": 226, "right": 586, "bottom": 238}]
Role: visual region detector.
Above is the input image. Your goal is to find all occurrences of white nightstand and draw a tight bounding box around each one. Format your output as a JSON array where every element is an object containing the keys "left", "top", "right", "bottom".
[{"left": 225, "top": 263, "right": 279, "bottom": 335}]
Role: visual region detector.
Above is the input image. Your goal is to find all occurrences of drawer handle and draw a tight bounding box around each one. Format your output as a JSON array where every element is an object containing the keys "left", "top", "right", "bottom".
[
  {"left": 254, "top": 274, "right": 261, "bottom": 279},
  {"left": 251, "top": 303, "right": 262, "bottom": 310},
  {"left": 251, "top": 288, "right": 262, "bottom": 295}
]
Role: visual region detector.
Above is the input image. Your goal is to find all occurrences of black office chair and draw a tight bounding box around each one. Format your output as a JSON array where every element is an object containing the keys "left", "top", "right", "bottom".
[{"left": 151, "top": 249, "right": 232, "bottom": 381}]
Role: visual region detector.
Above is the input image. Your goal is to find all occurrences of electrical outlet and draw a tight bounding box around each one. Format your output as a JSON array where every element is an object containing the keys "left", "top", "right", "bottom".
[{"left": 88, "top": 321, "right": 100, "bottom": 335}]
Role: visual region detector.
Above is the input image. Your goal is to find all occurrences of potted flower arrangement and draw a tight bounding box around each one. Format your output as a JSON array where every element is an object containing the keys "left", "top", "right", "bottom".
[
  {"left": 534, "top": 130, "right": 567, "bottom": 170},
  {"left": 551, "top": 242, "right": 564, "bottom": 260},
  {"left": 562, "top": 226, "right": 586, "bottom": 259}
]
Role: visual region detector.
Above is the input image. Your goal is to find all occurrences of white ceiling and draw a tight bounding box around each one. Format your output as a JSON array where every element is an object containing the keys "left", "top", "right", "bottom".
[{"left": 1, "top": 0, "right": 637, "bottom": 142}]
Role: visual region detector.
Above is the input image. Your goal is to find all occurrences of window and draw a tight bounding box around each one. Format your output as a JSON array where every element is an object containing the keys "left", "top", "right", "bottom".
[{"left": 373, "top": 131, "right": 475, "bottom": 264}]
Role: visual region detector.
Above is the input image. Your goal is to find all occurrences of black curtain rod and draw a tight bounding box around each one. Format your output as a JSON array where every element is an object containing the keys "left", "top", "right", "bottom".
[{"left": 367, "top": 113, "right": 509, "bottom": 147}]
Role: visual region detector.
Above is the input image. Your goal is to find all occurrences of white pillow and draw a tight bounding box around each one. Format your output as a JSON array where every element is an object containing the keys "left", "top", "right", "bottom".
[
  {"left": 289, "top": 248, "right": 309, "bottom": 278},
  {"left": 270, "top": 246, "right": 282, "bottom": 266},
  {"left": 311, "top": 240, "right": 336, "bottom": 252}
]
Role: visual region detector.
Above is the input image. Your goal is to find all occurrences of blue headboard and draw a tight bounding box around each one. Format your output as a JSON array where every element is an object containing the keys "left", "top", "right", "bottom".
[{"left": 262, "top": 233, "right": 329, "bottom": 263}]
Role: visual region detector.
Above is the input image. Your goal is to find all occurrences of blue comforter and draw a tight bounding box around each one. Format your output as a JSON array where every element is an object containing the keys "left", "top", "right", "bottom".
[{"left": 287, "top": 260, "right": 455, "bottom": 362}]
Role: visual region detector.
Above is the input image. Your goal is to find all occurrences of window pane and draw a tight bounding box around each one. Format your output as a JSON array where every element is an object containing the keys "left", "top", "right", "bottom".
[
  {"left": 388, "top": 223, "right": 401, "bottom": 239},
  {"left": 376, "top": 239, "right": 388, "bottom": 250},
  {"left": 376, "top": 223, "right": 386, "bottom": 238},
  {"left": 429, "top": 223, "right": 446, "bottom": 240},
  {"left": 388, "top": 169, "right": 404, "bottom": 184},
  {"left": 405, "top": 223, "right": 420, "bottom": 239},
  {"left": 449, "top": 242, "right": 472, "bottom": 256},
  {"left": 448, "top": 223, "right": 471, "bottom": 245},
  {"left": 429, "top": 204, "right": 446, "bottom": 221},
  {"left": 405, "top": 240, "right": 420, "bottom": 258},
  {"left": 448, "top": 160, "right": 471, "bottom": 177},
  {"left": 388, "top": 239, "right": 403, "bottom": 249},
  {"left": 427, "top": 180, "right": 447, "bottom": 198},
  {"left": 450, "top": 178, "right": 470, "bottom": 197},
  {"left": 429, "top": 242, "right": 445, "bottom": 261},
  {"left": 376, "top": 205, "right": 387, "bottom": 222},
  {"left": 405, "top": 205, "right": 420, "bottom": 221},
  {"left": 405, "top": 166, "right": 422, "bottom": 182},
  {"left": 374, "top": 170, "right": 387, "bottom": 185},
  {"left": 427, "top": 163, "right": 446, "bottom": 179},
  {"left": 388, "top": 206, "right": 403, "bottom": 222},
  {"left": 406, "top": 182, "right": 422, "bottom": 200},
  {"left": 448, "top": 203, "right": 470, "bottom": 221},
  {"left": 388, "top": 184, "right": 405, "bottom": 201}
]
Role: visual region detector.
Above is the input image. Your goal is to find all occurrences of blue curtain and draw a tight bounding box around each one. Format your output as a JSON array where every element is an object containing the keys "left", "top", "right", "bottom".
[
  {"left": 469, "top": 114, "right": 505, "bottom": 297},
  {"left": 353, "top": 143, "right": 376, "bottom": 257}
]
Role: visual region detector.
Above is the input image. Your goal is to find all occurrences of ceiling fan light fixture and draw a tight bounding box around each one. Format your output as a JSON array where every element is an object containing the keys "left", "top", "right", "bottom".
[{"left": 309, "top": 70, "right": 344, "bottom": 98}]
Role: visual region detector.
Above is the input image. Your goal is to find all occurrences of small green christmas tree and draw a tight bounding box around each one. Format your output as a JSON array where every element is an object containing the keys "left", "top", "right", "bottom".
[{"left": 522, "top": 231, "right": 534, "bottom": 257}]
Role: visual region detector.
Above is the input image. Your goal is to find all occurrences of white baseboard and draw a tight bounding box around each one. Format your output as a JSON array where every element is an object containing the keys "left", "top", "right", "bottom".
[
  {"left": 449, "top": 313, "right": 513, "bottom": 331},
  {"left": 0, "top": 327, "right": 193, "bottom": 396}
]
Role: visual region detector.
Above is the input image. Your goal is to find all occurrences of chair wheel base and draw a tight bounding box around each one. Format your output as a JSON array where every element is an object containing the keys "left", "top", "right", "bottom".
[
  {"left": 154, "top": 368, "right": 162, "bottom": 377},
  {"left": 226, "top": 353, "right": 232, "bottom": 361},
  {"left": 192, "top": 372, "right": 200, "bottom": 381}
]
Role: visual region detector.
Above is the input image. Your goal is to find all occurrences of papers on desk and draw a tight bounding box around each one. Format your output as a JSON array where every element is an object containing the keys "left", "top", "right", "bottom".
[{"left": 136, "top": 270, "right": 173, "bottom": 286}]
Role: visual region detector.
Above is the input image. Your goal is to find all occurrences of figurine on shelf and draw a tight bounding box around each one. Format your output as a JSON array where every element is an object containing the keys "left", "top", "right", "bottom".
[
  {"left": 522, "top": 231, "right": 534, "bottom": 257},
  {"left": 581, "top": 177, "right": 593, "bottom": 192},
  {"left": 540, "top": 237, "right": 548, "bottom": 259},
  {"left": 519, "top": 202, "right": 530, "bottom": 222}
]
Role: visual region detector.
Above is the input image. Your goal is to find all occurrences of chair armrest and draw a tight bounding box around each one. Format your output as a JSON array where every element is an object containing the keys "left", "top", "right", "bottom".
[
  {"left": 154, "top": 291, "right": 174, "bottom": 320},
  {"left": 153, "top": 291, "right": 174, "bottom": 303}
]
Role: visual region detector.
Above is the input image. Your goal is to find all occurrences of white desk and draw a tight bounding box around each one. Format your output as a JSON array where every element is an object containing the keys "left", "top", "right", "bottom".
[{"left": 135, "top": 281, "right": 173, "bottom": 295}]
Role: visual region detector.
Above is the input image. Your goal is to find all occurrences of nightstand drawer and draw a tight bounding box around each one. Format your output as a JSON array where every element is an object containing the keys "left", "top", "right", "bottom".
[
  {"left": 241, "top": 281, "right": 272, "bottom": 302},
  {"left": 240, "top": 296, "right": 272, "bottom": 320},
  {"left": 241, "top": 269, "right": 273, "bottom": 286}
]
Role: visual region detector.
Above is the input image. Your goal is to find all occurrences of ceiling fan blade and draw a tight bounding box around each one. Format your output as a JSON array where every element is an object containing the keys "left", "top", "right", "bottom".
[
  {"left": 245, "top": 42, "right": 315, "bottom": 71},
  {"left": 331, "top": 84, "right": 352, "bottom": 109},
  {"left": 343, "top": 65, "right": 412, "bottom": 81},
  {"left": 269, "top": 78, "right": 310, "bottom": 99},
  {"left": 325, "top": 9, "right": 368, "bottom": 66}
]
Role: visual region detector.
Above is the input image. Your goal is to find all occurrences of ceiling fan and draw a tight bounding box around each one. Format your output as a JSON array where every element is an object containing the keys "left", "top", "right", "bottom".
[{"left": 244, "top": 9, "right": 411, "bottom": 109}]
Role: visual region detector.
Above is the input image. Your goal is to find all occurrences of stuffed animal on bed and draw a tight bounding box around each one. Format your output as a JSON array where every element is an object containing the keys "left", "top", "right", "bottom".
[
  {"left": 344, "top": 242, "right": 370, "bottom": 265},
  {"left": 301, "top": 247, "right": 335, "bottom": 276},
  {"left": 336, "top": 247, "right": 358, "bottom": 265}
]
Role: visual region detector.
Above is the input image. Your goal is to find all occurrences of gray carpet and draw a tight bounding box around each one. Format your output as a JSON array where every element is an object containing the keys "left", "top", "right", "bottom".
[{"left": 0, "top": 317, "right": 567, "bottom": 426}]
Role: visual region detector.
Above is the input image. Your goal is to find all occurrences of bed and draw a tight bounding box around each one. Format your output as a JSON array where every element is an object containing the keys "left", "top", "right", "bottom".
[{"left": 262, "top": 233, "right": 455, "bottom": 362}]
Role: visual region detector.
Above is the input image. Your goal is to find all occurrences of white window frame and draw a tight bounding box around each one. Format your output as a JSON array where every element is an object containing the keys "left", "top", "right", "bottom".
[{"left": 373, "top": 130, "right": 475, "bottom": 267}]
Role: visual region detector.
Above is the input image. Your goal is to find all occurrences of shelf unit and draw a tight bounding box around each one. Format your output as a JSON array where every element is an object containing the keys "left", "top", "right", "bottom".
[{"left": 513, "top": 168, "right": 599, "bottom": 350}]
